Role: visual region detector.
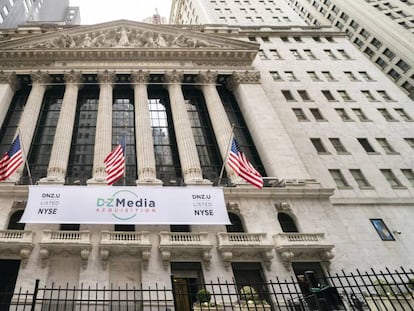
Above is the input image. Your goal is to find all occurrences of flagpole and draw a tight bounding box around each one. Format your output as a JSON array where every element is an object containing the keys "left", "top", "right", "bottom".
[
  {"left": 17, "top": 128, "right": 33, "bottom": 185},
  {"left": 123, "top": 133, "right": 126, "bottom": 187},
  {"left": 217, "top": 124, "right": 235, "bottom": 186}
]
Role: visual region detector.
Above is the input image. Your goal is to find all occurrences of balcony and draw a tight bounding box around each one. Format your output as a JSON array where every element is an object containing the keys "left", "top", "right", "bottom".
[
  {"left": 39, "top": 230, "right": 92, "bottom": 269},
  {"left": 273, "top": 233, "right": 335, "bottom": 270},
  {"left": 99, "top": 231, "right": 152, "bottom": 270},
  {"left": 0, "top": 230, "right": 34, "bottom": 266},
  {"left": 159, "top": 232, "right": 212, "bottom": 270},
  {"left": 216, "top": 232, "right": 274, "bottom": 270}
]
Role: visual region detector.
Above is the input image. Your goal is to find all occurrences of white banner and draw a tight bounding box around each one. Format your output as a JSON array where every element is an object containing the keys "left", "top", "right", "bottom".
[{"left": 20, "top": 186, "right": 230, "bottom": 225}]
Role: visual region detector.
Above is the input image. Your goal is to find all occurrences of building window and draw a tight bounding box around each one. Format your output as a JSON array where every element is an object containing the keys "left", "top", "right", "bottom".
[
  {"left": 377, "top": 90, "right": 393, "bottom": 101},
  {"left": 375, "top": 57, "right": 387, "bottom": 69},
  {"left": 396, "top": 59, "right": 411, "bottom": 72},
  {"left": 352, "top": 108, "right": 370, "bottom": 121},
  {"left": 382, "top": 48, "right": 395, "bottom": 60},
  {"left": 388, "top": 69, "right": 401, "bottom": 81},
  {"left": 290, "top": 49, "right": 304, "bottom": 60},
  {"left": 324, "top": 49, "right": 338, "bottom": 60},
  {"left": 303, "top": 49, "right": 317, "bottom": 59},
  {"left": 344, "top": 71, "right": 359, "bottom": 81},
  {"left": 335, "top": 108, "right": 353, "bottom": 121},
  {"left": 337, "top": 49, "right": 351, "bottom": 59},
  {"left": 307, "top": 71, "right": 321, "bottom": 81},
  {"left": 269, "top": 49, "right": 282, "bottom": 59},
  {"left": 370, "top": 38, "right": 382, "bottom": 49},
  {"left": 321, "top": 71, "right": 335, "bottom": 81},
  {"left": 309, "top": 108, "right": 326, "bottom": 121},
  {"left": 269, "top": 71, "right": 282, "bottom": 81},
  {"left": 357, "top": 138, "right": 376, "bottom": 153},
  {"left": 329, "top": 138, "right": 348, "bottom": 153},
  {"left": 322, "top": 90, "right": 336, "bottom": 101},
  {"left": 361, "top": 90, "right": 376, "bottom": 101},
  {"left": 370, "top": 219, "right": 395, "bottom": 241},
  {"left": 292, "top": 108, "right": 308, "bottom": 121},
  {"left": 278, "top": 213, "right": 299, "bottom": 232},
  {"left": 402, "top": 81, "right": 414, "bottom": 94},
  {"left": 380, "top": 169, "right": 405, "bottom": 188},
  {"left": 359, "top": 71, "right": 374, "bottom": 81},
  {"left": 226, "top": 212, "right": 245, "bottom": 232},
  {"left": 284, "top": 71, "right": 297, "bottom": 81},
  {"left": 337, "top": 90, "right": 353, "bottom": 101},
  {"left": 404, "top": 138, "right": 414, "bottom": 149},
  {"left": 282, "top": 90, "right": 296, "bottom": 101},
  {"left": 378, "top": 108, "right": 397, "bottom": 121},
  {"left": 329, "top": 169, "right": 350, "bottom": 188},
  {"left": 310, "top": 138, "right": 328, "bottom": 153},
  {"left": 298, "top": 90, "right": 312, "bottom": 101},
  {"left": 376, "top": 138, "right": 396, "bottom": 154},
  {"left": 350, "top": 169, "right": 372, "bottom": 188},
  {"left": 7, "top": 210, "right": 25, "bottom": 230},
  {"left": 401, "top": 169, "right": 414, "bottom": 187},
  {"left": 258, "top": 50, "right": 269, "bottom": 60},
  {"left": 394, "top": 108, "right": 413, "bottom": 121}
]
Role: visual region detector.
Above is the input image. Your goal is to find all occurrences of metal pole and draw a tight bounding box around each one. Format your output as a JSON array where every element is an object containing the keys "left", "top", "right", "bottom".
[{"left": 30, "top": 279, "right": 40, "bottom": 311}]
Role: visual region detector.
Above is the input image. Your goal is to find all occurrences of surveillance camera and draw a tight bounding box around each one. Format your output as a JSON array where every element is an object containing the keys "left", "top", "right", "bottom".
[{"left": 393, "top": 230, "right": 402, "bottom": 235}]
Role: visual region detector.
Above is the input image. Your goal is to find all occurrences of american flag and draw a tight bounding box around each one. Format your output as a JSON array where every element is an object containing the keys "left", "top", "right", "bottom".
[
  {"left": 104, "top": 136, "right": 126, "bottom": 186},
  {"left": 0, "top": 135, "right": 23, "bottom": 182},
  {"left": 227, "top": 138, "right": 263, "bottom": 189}
]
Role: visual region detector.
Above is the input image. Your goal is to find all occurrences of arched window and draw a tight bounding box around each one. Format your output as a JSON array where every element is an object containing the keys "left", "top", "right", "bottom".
[
  {"left": 7, "top": 210, "right": 25, "bottom": 230},
  {"left": 278, "top": 212, "right": 299, "bottom": 232},
  {"left": 226, "top": 212, "right": 245, "bottom": 232}
]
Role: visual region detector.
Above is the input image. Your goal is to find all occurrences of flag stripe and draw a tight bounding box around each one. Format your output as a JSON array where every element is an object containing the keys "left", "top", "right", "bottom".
[
  {"left": 0, "top": 136, "right": 23, "bottom": 182},
  {"left": 104, "top": 137, "right": 126, "bottom": 186},
  {"left": 227, "top": 138, "right": 263, "bottom": 189}
]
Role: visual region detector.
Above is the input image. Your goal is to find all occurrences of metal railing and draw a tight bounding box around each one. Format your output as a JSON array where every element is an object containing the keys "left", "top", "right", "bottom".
[{"left": 1, "top": 267, "right": 413, "bottom": 310}]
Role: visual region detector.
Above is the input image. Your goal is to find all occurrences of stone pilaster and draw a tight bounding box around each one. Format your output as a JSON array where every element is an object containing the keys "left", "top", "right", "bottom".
[
  {"left": 88, "top": 70, "right": 116, "bottom": 185},
  {"left": 9, "top": 71, "right": 51, "bottom": 182},
  {"left": 228, "top": 71, "right": 311, "bottom": 180},
  {"left": 164, "top": 70, "right": 211, "bottom": 185},
  {"left": 131, "top": 70, "right": 162, "bottom": 185},
  {"left": 196, "top": 71, "right": 241, "bottom": 185},
  {"left": 39, "top": 71, "right": 83, "bottom": 184},
  {"left": 0, "top": 71, "right": 20, "bottom": 129}
]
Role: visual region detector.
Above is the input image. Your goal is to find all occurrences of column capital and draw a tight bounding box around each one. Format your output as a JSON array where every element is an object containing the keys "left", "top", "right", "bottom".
[
  {"left": 30, "top": 71, "right": 52, "bottom": 85},
  {"left": 64, "top": 70, "right": 83, "bottom": 85},
  {"left": 97, "top": 70, "right": 116, "bottom": 85},
  {"left": 131, "top": 70, "right": 150, "bottom": 84},
  {"left": 196, "top": 70, "right": 218, "bottom": 85},
  {"left": 0, "top": 71, "right": 20, "bottom": 91},
  {"left": 163, "top": 70, "right": 183, "bottom": 84},
  {"left": 227, "top": 71, "right": 261, "bottom": 90}
]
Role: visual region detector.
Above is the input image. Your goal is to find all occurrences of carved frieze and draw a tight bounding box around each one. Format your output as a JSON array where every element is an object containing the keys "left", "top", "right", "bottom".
[{"left": 19, "top": 27, "right": 228, "bottom": 50}]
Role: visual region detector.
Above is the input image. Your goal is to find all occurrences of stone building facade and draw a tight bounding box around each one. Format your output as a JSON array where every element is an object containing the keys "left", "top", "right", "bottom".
[{"left": 0, "top": 15, "right": 413, "bottom": 311}]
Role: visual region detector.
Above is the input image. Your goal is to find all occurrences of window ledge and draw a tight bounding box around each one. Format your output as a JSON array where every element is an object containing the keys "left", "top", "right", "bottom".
[
  {"left": 367, "top": 152, "right": 381, "bottom": 155},
  {"left": 337, "top": 152, "right": 351, "bottom": 155},
  {"left": 337, "top": 186, "right": 353, "bottom": 190},
  {"left": 391, "top": 186, "right": 407, "bottom": 189},
  {"left": 359, "top": 186, "right": 375, "bottom": 190}
]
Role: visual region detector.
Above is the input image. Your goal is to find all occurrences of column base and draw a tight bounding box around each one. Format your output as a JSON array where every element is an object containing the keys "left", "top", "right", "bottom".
[
  {"left": 185, "top": 178, "right": 213, "bottom": 186},
  {"left": 37, "top": 176, "right": 65, "bottom": 185},
  {"left": 86, "top": 177, "right": 108, "bottom": 186},
  {"left": 136, "top": 178, "right": 163, "bottom": 186}
]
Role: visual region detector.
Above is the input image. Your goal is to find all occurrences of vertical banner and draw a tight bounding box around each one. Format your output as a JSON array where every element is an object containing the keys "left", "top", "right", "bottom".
[{"left": 20, "top": 186, "right": 230, "bottom": 225}]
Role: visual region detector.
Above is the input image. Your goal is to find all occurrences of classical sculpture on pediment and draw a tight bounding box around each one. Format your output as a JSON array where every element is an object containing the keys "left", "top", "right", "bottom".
[{"left": 21, "top": 27, "right": 227, "bottom": 49}]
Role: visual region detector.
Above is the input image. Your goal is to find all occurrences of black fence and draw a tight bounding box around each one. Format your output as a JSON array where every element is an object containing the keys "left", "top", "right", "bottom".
[{"left": 1, "top": 267, "right": 413, "bottom": 311}]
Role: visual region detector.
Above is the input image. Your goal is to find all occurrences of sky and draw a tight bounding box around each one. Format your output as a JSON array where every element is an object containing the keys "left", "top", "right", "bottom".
[{"left": 69, "top": 0, "right": 173, "bottom": 25}]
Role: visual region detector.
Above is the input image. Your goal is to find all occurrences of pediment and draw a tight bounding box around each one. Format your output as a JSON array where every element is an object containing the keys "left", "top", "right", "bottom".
[{"left": 0, "top": 20, "right": 257, "bottom": 51}]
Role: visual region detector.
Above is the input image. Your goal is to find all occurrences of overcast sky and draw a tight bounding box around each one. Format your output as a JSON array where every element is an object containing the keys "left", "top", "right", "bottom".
[{"left": 69, "top": 0, "right": 173, "bottom": 25}]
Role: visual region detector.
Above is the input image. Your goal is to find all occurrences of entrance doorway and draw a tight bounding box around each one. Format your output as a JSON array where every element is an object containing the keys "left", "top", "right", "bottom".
[
  {"left": 0, "top": 260, "right": 20, "bottom": 310},
  {"left": 171, "top": 262, "right": 203, "bottom": 311}
]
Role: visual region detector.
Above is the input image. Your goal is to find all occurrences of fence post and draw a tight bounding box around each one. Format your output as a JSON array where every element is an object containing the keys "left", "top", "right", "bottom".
[
  {"left": 170, "top": 274, "right": 177, "bottom": 311},
  {"left": 30, "top": 279, "right": 40, "bottom": 311}
]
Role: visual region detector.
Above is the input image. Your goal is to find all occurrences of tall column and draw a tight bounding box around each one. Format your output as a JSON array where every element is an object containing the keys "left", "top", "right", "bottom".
[
  {"left": 196, "top": 71, "right": 241, "bottom": 185},
  {"left": 39, "top": 71, "right": 83, "bottom": 184},
  {"left": 131, "top": 71, "right": 162, "bottom": 185},
  {"left": 10, "top": 71, "right": 51, "bottom": 181},
  {"left": 164, "top": 70, "right": 210, "bottom": 185},
  {"left": 88, "top": 70, "right": 116, "bottom": 185},
  {"left": 0, "top": 72, "right": 20, "bottom": 129},
  {"left": 228, "top": 71, "right": 311, "bottom": 180}
]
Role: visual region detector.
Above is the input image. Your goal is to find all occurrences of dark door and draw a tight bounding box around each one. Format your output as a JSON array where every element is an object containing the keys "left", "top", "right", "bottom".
[
  {"left": 171, "top": 262, "right": 203, "bottom": 311},
  {"left": 0, "top": 260, "right": 20, "bottom": 311}
]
